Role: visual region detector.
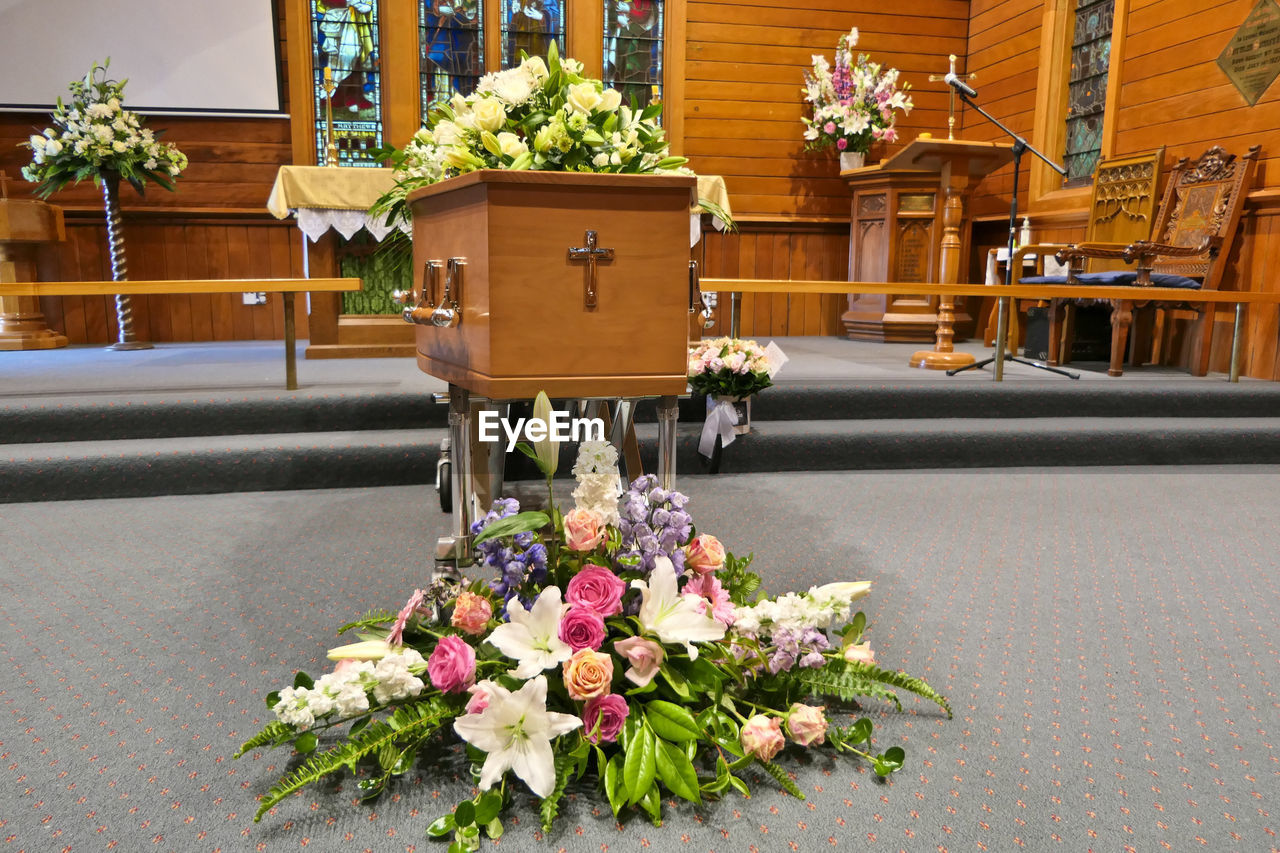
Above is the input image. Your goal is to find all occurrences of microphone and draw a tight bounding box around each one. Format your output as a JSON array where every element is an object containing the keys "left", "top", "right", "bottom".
[{"left": 944, "top": 72, "right": 977, "bottom": 98}]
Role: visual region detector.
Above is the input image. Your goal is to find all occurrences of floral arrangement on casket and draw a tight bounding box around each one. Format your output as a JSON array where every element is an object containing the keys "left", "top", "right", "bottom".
[
  {"left": 801, "top": 28, "right": 913, "bottom": 159},
  {"left": 21, "top": 59, "right": 187, "bottom": 198},
  {"left": 236, "top": 433, "right": 949, "bottom": 849},
  {"left": 371, "top": 42, "right": 733, "bottom": 227}
]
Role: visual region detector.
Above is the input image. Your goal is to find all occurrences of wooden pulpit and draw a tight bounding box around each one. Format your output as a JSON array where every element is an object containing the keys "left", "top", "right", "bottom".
[
  {"left": 841, "top": 138, "right": 1013, "bottom": 369},
  {"left": 0, "top": 174, "right": 68, "bottom": 351}
]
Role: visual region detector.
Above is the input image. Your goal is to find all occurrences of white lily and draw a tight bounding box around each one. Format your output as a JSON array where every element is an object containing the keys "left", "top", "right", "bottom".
[
  {"left": 809, "top": 581, "right": 871, "bottom": 605},
  {"left": 326, "top": 639, "right": 392, "bottom": 661},
  {"left": 531, "top": 390, "right": 559, "bottom": 477},
  {"left": 631, "top": 556, "right": 727, "bottom": 659},
  {"left": 453, "top": 675, "right": 582, "bottom": 797},
  {"left": 485, "top": 586, "right": 573, "bottom": 678}
]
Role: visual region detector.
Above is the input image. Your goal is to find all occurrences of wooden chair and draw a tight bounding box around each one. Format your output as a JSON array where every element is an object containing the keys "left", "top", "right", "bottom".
[
  {"left": 1048, "top": 145, "right": 1260, "bottom": 376},
  {"left": 1011, "top": 148, "right": 1165, "bottom": 371}
]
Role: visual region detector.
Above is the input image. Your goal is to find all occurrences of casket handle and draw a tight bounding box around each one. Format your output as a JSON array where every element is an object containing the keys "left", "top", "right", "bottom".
[
  {"left": 431, "top": 257, "right": 464, "bottom": 328},
  {"left": 403, "top": 259, "right": 443, "bottom": 325},
  {"left": 688, "top": 260, "right": 700, "bottom": 314}
]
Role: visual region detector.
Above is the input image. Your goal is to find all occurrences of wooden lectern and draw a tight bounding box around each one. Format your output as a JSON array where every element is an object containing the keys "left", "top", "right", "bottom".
[
  {"left": 0, "top": 173, "right": 68, "bottom": 351},
  {"left": 841, "top": 137, "right": 1013, "bottom": 368}
]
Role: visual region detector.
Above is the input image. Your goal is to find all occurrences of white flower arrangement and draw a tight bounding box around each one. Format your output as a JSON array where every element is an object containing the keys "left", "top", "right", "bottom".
[
  {"left": 21, "top": 60, "right": 187, "bottom": 198},
  {"left": 801, "top": 28, "right": 913, "bottom": 155},
  {"left": 688, "top": 337, "right": 778, "bottom": 399}
]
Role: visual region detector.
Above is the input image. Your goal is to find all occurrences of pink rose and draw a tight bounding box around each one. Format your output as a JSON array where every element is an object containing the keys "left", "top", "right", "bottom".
[
  {"left": 563, "top": 649, "right": 614, "bottom": 701},
  {"left": 450, "top": 591, "right": 492, "bottom": 636},
  {"left": 427, "top": 635, "right": 476, "bottom": 694},
  {"left": 564, "top": 507, "right": 605, "bottom": 552},
  {"left": 558, "top": 605, "right": 607, "bottom": 652},
  {"left": 566, "top": 564, "right": 627, "bottom": 617},
  {"left": 684, "top": 534, "right": 726, "bottom": 575},
  {"left": 741, "top": 714, "right": 784, "bottom": 762},
  {"left": 836, "top": 137, "right": 849, "bottom": 150},
  {"left": 613, "top": 636, "right": 664, "bottom": 687},
  {"left": 786, "top": 703, "right": 828, "bottom": 747},
  {"left": 582, "top": 693, "right": 629, "bottom": 744},
  {"left": 682, "top": 572, "right": 735, "bottom": 626},
  {"left": 843, "top": 642, "right": 875, "bottom": 665}
]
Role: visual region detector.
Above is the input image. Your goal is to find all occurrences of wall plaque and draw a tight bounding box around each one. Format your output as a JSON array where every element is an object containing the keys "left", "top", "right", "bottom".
[
  {"left": 1218, "top": 0, "right": 1280, "bottom": 106},
  {"left": 895, "top": 222, "right": 930, "bottom": 282}
]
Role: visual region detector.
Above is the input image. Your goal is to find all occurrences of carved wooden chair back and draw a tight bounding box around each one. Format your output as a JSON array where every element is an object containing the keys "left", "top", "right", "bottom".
[
  {"left": 1144, "top": 145, "right": 1260, "bottom": 291},
  {"left": 1081, "top": 149, "right": 1165, "bottom": 273}
]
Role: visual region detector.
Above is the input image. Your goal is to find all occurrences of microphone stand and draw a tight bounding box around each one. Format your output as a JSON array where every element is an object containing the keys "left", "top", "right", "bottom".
[{"left": 946, "top": 90, "right": 1079, "bottom": 380}]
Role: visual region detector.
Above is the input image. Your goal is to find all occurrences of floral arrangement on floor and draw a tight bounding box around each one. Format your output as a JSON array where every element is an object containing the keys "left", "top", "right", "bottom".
[
  {"left": 688, "top": 337, "right": 783, "bottom": 400},
  {"left": 801, "top": 28, "right": 913, "bottom": 155},
  {"left": 237, "top": 429, "right": 949, "bottom": 849},
  {"left": 21, "top": 59, "right": 187, "bottom": 198}
]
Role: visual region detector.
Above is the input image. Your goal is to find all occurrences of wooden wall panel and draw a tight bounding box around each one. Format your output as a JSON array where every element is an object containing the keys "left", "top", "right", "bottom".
[
  {"left": 683, "top": 2, "right": 971, "bottom": 218},
  {"left": 696, "top": 221, "right": 848, "bottom": 338}
]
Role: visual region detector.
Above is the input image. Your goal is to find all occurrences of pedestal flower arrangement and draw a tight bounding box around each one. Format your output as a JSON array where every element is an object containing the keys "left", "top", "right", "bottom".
[
  {"left": 237, "top": 438, "right": 949, "bottom": 849},
  {"left": 802, "top": 28, "right": 912, "bottom": 170},
  {"left": 21, "top": 60, "right": 187, "bottom": 350}
]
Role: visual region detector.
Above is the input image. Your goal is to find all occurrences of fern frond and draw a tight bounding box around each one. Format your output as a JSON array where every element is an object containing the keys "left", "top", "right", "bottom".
[
  {"left": 759, "top": 760, "right": 805, "bottom": 799},
  {"left": 253, "top": 698, "right": 452, "bottom": 822},
  {"left": 336, "top": 609, "right": 398, "bottom": 635},
  {"left": 234, "top": 721, "right": 295, "bottom": 758},
  {"left": 789, "top": 661, "right": 951, "bottom": 717},
  {"left": 539, "top": 750, "right": 576, "bottom": 832}
]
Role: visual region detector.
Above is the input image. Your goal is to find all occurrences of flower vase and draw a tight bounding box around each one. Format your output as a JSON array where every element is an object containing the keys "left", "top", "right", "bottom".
[
  {"left": 100, "top": 172, "right": 151, "bottom": 351},
  {"left": 839, "top": 151, "right": 866, "bottom": 171},
  {"left": 714, "top": 395, "right": 752, "bottom": 435}
]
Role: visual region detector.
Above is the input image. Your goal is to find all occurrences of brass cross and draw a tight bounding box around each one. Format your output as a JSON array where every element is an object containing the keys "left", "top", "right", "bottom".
[
  {"left": 568, "top": 229, "right": 614, "bottom": 309},
  {"left": 927, "top": 54, "right": 977, "bottom": 141}
]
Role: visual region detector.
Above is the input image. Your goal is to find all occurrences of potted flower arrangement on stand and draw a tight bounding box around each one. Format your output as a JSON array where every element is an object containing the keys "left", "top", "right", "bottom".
[
  {"left": 802, "top": 28, "right": 913, "bottom": 172},
  {"left": 688, "top": 337, "right": 785, "bottom": 461},
  {"left": 236, "top": 434, "right": 948, "bottom": 849},
  {"left": 21, "top": 60, "right": 187, "bottom": 351}
]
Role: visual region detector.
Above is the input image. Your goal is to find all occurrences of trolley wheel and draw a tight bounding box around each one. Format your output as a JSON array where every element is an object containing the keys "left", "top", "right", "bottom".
[{"left": 437, "top": 461, "right": 452, "bottom": 513}]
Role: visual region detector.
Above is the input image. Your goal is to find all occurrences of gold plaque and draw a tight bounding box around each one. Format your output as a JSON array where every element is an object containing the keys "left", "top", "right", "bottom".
[{"left": 1218, "top": 0, "right": 1280, "bottom": 106}]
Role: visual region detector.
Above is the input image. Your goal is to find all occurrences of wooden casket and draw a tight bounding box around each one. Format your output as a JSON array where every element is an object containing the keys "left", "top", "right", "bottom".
[{"left": 406, "top": 170, "right": 697, "bottom": 399}]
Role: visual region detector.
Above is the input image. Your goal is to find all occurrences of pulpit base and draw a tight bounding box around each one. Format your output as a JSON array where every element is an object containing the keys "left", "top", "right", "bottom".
[{"left": 909, "top": 349, "right": 975, "bottom": 370}]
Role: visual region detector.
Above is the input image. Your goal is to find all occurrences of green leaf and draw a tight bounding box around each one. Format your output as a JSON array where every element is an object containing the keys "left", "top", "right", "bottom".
[
  {"left": 639, "top": 785, "right": 663, "bottom": 826},
  {"left": 336, "top": 609, "right": 398, "bottom": 635},
  {"left": 623, "top": 724, "right": 656, "bottom": 806},
  {"left": 873, "top": 746, "right": 906, "bottom": 777},
  {"left": 293, "top": 671, "right": 314, "bottom": 690},
  {"left": 265, "top": 691, "right": 280, "bottom": 709},
  {"left": 294, "top": 731, "right": 317, "bottom": 754},
  {"left": 473, "top": 511, "right": 550, "bottom": 545},
  {"left": 644, "top": 701, "right": 700, "bottom": 743},
  {"left": 788, "top": 659, "right": 952, "bottom": 718},
  {"left": 474, "top": 791, "right": 502, "bottom": 825},
  {"left": 539, "top": 750, "right": 575, "bottom": 832},
  {"left": 484, "top": 817, "right": 504, "bottom": 839},
  {"left": 654, "top": 738, "right": 700, "bottom": 803},
  {"left": 760, "top": 760, "right": 805, "bottom": 799},
  {"left": 427, "top": 814, "right": 456, "bottom": 837},
  {"left": 658, "top": 666, "right": 692, "bottom": 701},
  {"left": 454, "top": 799, "right": 475, "bottom": 827},
  {"left": 233, "top": 721, "right": 294, "bottom": 758},
  {"left": 357, "top": 777, "right": 386, "bottom": 801},
  {"left": 603, "top": 754, "right": 624, "bottom": 817},
  {"left": 347, "top": 716, "right": 371, "bottom": 738},
  {"left": 728, "top": 774, "right": 750, "bottom": 797}
]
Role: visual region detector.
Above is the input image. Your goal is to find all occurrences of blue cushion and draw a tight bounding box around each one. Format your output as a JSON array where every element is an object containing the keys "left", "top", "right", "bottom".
[{"left": 1019, "top": 271, "right": 1202, "bottom": 289}]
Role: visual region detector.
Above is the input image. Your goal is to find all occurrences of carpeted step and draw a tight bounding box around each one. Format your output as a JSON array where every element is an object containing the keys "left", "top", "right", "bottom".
[
  {"left": 8, "top": 417, "right": 1280, "bottom": 502},
  {"left": 6, "top": 381, "right": 1280, "bottom": 445}
]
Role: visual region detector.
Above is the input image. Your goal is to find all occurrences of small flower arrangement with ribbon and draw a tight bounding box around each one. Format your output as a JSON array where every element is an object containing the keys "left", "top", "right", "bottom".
[
  {"left": 689, "top": 337, "right": 787, "bottom": 456},
  {"left": 21, "top": 59, "right": 187, "bottom": 198},
  {"left": 801, "top": 28, "right": 913, "bottom": 155},
  {"left": 237, "top": 417, "right": 949, "bottom": 847}
]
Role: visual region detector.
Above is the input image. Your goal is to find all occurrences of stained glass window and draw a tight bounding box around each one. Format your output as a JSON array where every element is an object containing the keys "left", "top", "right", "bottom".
[
  {"left": 421, "top": 1, "right": 485, "bottom": 115},
  {"left": 1064, "top": 0, "right": 1114, "bottom": 186},
  {"left": 312, "top": 0, "right": 384, "bottom": 167},
  {"left": 501, "top": 1, "right": 565, "bottom": 68},
  {"left": 604, "top": 0, "right": 664, "bottom": 109}
]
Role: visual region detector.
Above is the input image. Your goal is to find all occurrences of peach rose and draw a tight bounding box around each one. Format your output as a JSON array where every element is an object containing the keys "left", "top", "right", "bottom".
[
  {"left": 451, "top": 591, "right": 493, "bottom": 636},
  {"left": 786, "top": 703, "right": 828, "bottom": 747},
  {"left": 741, "top": 714, "right": 784, "bottom": 762},
  {"left": 562, "top": 648, "right": 614, "bottom": 701},
  {"left": 684, "top": 534, "right": 727, "bottom": 575},
  {"left": 843, "top": 642, "right": 875, "bottom": 665},
  {"left": 564, "top": 507, "right": 606, "bottom": 552}
]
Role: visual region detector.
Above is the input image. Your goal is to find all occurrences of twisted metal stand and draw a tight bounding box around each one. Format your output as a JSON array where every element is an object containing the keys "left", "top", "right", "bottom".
[{"left": 102, "top": 173, "right": 151, "bottom": 351}]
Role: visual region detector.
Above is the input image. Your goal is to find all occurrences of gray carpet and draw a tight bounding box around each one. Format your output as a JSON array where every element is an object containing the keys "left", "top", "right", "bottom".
[{"left": 1, "top": 468, "right": 1277, "bottom": 852}]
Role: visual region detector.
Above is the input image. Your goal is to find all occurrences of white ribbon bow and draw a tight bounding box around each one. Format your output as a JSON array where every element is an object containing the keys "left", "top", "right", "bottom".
[{"left": 699, "top": 398, "right": 740, "bottom": 458}]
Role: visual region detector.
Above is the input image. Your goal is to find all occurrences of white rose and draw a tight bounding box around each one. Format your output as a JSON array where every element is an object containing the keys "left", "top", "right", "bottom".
[
  {"left": 144, "top": 158, "right": 158, "bottom": 170},
  {"left": 44, "top": 138, "right": 62, "bottom": 156},
  {"left": 566, "top": 82, "right": 603, "bottom": 114},
  {"left": 107, "top": 97, "right": 121, "bottom": 113},
  {"left": 112, "top": 140, "right": 128, "bottom": 153},
  {"left": 491, "top": 70, "right": 534, "bottom": 105},
  {"left": 28, "top": 134, "right": 46, "bottom": 150},
  {"left": 433, "top": 120, "right": 462, "bottom": 146},
  {"left": 599, "top": 88, "right": 622, "bottom": 112},
  {"left": 454, "top": 111, "right": 477, "bottom": 131},
  {"left": 471, "top": 98, "right": 506, "bottom": 132},
  {"left": 496, "top": 131, "right": 528, "bottom": 158},
  {"left": 521, "top": 56, "right": 549, "bottom": 82},
  {"left": 592, "top": 152, "right": 609, "bottom": 168}
]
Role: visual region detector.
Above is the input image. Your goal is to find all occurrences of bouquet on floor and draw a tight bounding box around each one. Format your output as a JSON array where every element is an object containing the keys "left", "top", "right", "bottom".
[
  {"left": 801, "top": 28, "right": 912, "bottom": 155},
  {"left": 21, "top": 59, "right": 187, "bottom": 197},
  {"left": 688, "top": 337, "right": 784, "bottom": 400},
  {"left": 237, "top": 408, "right": 948, "bottom": 848}
]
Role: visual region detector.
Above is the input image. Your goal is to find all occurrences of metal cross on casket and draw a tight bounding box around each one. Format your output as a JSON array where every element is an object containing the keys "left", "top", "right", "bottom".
[{"left": 568, "top": 229, "right": 614, "bottom": 309}]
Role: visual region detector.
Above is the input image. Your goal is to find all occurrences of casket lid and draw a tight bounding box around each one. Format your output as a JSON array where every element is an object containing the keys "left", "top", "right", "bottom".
[{"left": 405, "top": 169, "right": 697, "bottom": 205}]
